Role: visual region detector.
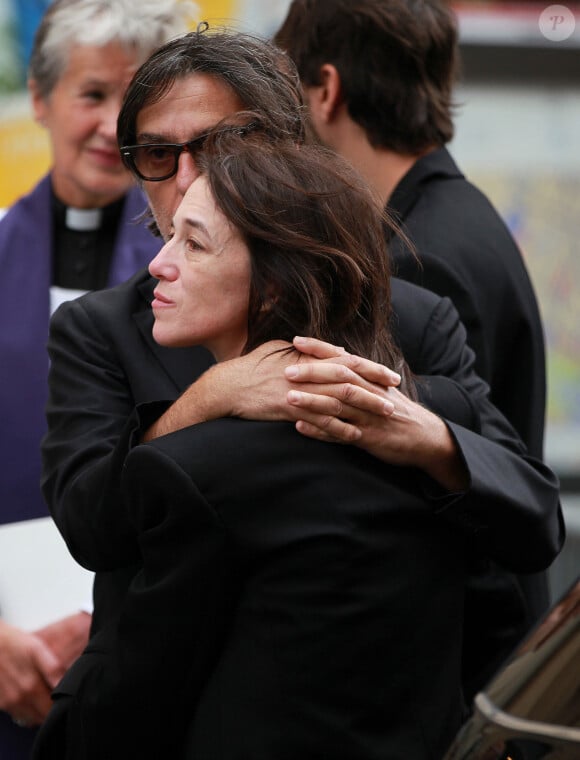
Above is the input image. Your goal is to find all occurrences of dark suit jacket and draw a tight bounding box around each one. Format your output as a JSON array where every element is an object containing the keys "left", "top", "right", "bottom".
[
  {"left": 37, "top": 270, "right": 562, "bottom": 751},
  {"left": 51, "top": 420, "right": 467, "bottom": 760},
  {"left": 388, "top": 148, "right": 551, "bottom": 695},
  {"left": 389, "top": 146, "right": 546, "bottom": 460}
]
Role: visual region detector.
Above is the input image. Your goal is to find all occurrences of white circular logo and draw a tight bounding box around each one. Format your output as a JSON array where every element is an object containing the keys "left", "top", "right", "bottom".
[{"left": 539, "top": 5, "right": 576, "bottom": 41}]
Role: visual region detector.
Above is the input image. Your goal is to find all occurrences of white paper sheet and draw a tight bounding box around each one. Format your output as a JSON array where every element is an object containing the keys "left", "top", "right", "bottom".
[{"left": 0, "top": 517, "right": 94, "bottom": 630}]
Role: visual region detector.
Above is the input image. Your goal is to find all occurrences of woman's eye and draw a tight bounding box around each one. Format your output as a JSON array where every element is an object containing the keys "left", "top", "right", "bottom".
[{"left": 186, "top": 238, "right": 203, "bottom": 252}]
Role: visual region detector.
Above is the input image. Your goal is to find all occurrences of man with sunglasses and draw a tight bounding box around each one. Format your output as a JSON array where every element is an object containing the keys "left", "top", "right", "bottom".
[
  {"left": 120, "top": 129, "right": 216, "bottom": 182},
  {"left": 35, "top": 28, "right": 562, "bottom": 758}
]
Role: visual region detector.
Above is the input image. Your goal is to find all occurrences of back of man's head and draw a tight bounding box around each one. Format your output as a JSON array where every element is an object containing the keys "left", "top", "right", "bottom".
[
  {"left": 274, "top": 0, "right": 458, "bottom": 154},
  {"left": 118, "top": 25, "right": 306, "bottom": 149}
]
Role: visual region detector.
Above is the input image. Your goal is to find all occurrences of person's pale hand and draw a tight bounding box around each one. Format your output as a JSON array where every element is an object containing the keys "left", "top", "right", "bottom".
[
  {"left": 282, "top": 336, "right": 401, "bottom": 443},
  {"left": 0, "top": 619, "right": 65, "bottom": 726},
  {"left": 215, "top": 340, "right": 300, "bottom": 421},
  {"left": 145, "top": 337, "right": 402, "bottom": 441},
  {"left": 144, "top": 340, "right": 299, "bottom": 440},
  {"left": 291, "top": 336, "right": 402, "bottom": 389},
  {"left": 286, "top": 337, "right": 468, "bottom": 492},
  {"left": 225, "top": 337, "right": 401, "bottom": 422},
  {"left": 35, "top": 611, "right": 91, "bottom": 670}
]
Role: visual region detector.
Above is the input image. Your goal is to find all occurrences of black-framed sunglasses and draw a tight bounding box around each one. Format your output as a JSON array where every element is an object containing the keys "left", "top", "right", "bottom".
[
  {"left": 120, "top": 123, "right": 258, "bottom": 182},
  {"left": 120, "top": 131, "right": 212, "bottom": 182}
]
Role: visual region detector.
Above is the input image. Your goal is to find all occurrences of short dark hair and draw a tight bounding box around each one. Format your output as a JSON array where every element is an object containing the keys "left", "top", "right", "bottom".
[
  {"left": 117, "top": 26, "right": 306, "bottom": 149},
  {"left": 274, "top": 0, "right": 458, "bottom": 153},
  {"left": 196, "top": 118, "right": 415, "bottom": 397}
]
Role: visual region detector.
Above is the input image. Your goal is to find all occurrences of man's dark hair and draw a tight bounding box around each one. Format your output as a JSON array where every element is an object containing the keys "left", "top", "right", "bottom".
[
  {"left": 117, "top": 26, "right": 306, "bottom": 149},
  {"left": 274, "top": 0, "right": 458, "bottom": 153}
]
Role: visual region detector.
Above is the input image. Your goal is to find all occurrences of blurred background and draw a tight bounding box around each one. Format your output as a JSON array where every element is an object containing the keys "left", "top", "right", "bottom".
[{"left": 0, "top": 0, "right": 578, "bottom": 599}]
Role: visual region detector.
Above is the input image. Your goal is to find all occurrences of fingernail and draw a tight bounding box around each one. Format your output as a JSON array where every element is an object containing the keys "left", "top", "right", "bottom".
[
  {"left": 288, "top": 390, "right": 301, "bottom": 403},
  {"left": 383, "top": 401, "right": 395, "bottom": 414},
  {"left": 285, "top": 366, "right": 299, "bottom": 379}
]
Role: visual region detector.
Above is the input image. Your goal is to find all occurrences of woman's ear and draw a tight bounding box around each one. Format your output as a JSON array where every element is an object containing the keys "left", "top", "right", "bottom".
[{"left": 259, "top": 282, "right": 280, "bottom": 313}]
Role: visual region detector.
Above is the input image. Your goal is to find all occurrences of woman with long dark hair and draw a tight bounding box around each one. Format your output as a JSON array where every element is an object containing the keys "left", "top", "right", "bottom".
[{"left": 36, "top": 123, "right": 465, "bottom": 760}]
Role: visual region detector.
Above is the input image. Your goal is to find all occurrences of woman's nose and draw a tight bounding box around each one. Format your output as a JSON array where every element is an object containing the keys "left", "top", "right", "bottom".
[{"left": 149, "top": 242, "right": 178, "bottom": 280}]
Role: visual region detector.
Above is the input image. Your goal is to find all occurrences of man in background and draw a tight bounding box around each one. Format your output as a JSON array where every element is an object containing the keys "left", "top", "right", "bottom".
[{"left": 274, "top": 0, "right": 550, "bottom": 700}]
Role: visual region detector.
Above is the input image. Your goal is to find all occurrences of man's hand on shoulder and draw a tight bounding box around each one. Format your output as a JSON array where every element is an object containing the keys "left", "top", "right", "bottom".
[
  {"left": 142, "top": 340, "right": 298, "bottom": 441},
  {"left": 285, "top": 337, "right": 469, "bottom": 493}
]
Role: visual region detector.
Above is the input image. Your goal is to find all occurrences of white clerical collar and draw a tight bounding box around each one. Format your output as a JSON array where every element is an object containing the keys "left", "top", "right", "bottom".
[{"left": 65, "top": 207, "right": 103, "bottom": 231}]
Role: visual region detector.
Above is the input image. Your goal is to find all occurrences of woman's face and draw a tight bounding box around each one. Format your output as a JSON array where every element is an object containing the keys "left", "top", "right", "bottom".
[
  {"left": 30, "top": 41, "right": 140, "bottom": 208},
  {"left": 148, "top": 175, "right": 251, "bottom": 362}
]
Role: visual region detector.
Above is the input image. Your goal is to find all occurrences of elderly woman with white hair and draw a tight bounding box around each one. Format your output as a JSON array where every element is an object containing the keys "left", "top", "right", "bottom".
[{"left": 0, "top": 0, "right": 197, "bottom": 754}]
